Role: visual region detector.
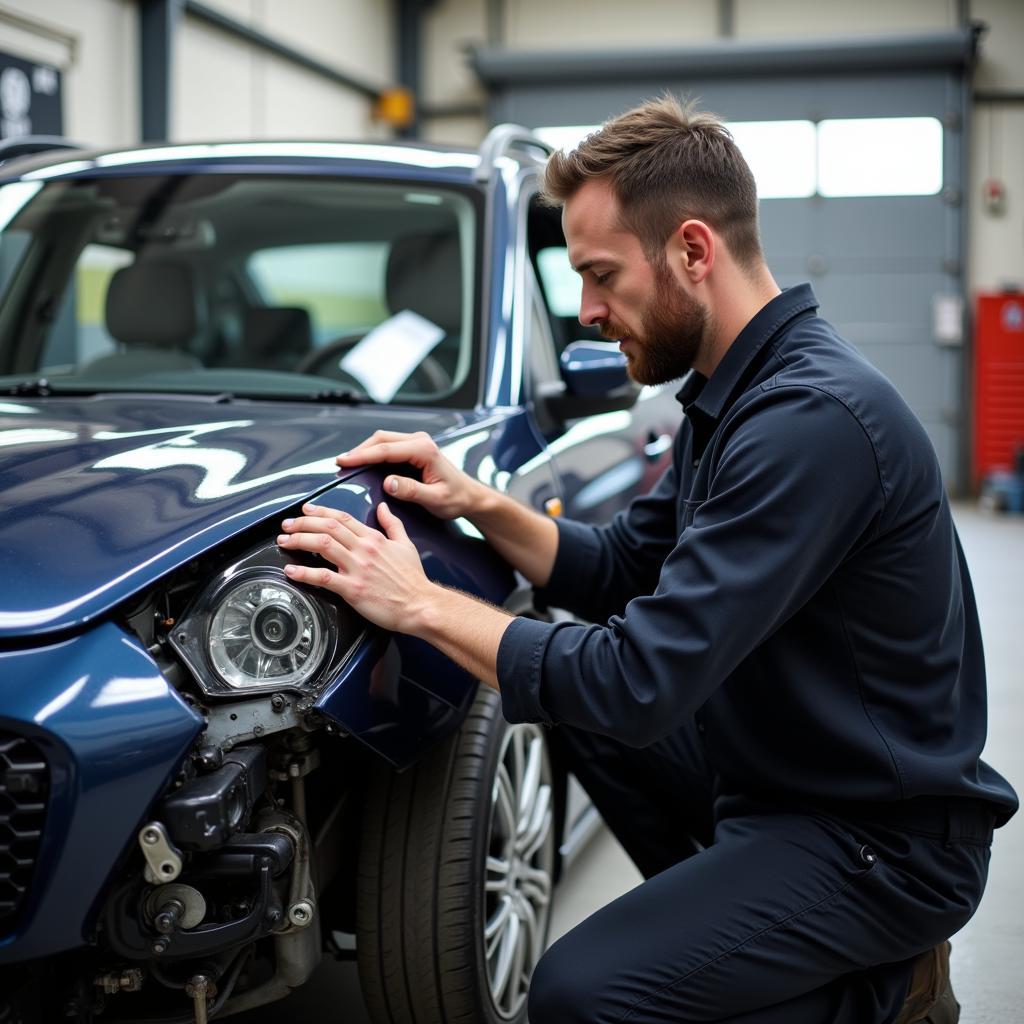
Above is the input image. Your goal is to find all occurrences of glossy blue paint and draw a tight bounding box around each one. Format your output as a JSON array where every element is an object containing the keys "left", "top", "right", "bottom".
[
  {"left": 313, "top": 632, "right": 474, "bottom": 771},
  {"left": 301, "top": 464, "right": 514, "bottom": 744},
  {"left": 561, "top": 341, "right": 631, "bottom": 395},
  {"left": 0, "top": 397, "right": 467, "bottom": 638},
  {"left": 0, "top": 138, "right": 686, "bottom": 982},
  {"left": 0, "top": 622, "right": 203, "bottom": 964}
]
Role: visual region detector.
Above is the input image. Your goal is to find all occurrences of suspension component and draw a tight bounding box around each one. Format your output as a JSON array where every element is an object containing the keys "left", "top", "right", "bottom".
[
  {"left": 185, "top": 974, "right": 216, "bottom": 1024},
  {"left": 138, "top": 822, "right": 183, "bottom": 883}
]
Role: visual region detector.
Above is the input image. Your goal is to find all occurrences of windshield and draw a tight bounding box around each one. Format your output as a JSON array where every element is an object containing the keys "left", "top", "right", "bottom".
[{"left": 0, "top": 174, "right": 479, "bottom": 405}]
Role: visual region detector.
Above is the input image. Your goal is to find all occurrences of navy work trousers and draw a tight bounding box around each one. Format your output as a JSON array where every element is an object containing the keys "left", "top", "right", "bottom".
[{"left": 529, "top": 722, "right": 994, "bottom": 1024}]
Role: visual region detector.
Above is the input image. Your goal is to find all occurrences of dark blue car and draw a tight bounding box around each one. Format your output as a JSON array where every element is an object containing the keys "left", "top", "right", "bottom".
[{"left": 0, "top": 129, "right": 680, "bottom": 1023}]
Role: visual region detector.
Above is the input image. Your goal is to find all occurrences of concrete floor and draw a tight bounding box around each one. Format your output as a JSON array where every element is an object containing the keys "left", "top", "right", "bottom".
[{"left": 238, "top": 502, "right": 1023, "bottom": 1022}]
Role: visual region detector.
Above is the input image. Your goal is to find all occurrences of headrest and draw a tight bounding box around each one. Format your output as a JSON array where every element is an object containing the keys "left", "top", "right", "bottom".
[
  {"left": 243, "top": 307, "right": 313, "bottom": 361},
  {"left": 386, "top": 233, "right": 462, "bottom": 332},
  {"left": 105, "top": 262, "right": 203, "bottom": 348}
]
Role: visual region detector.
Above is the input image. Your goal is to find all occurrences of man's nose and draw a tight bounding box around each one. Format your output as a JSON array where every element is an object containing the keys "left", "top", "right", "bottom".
[{"left": 578, "top": 284, "right": 609, "bottom": 327}]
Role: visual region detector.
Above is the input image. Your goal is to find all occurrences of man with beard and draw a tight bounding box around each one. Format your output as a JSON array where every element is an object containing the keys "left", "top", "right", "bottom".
[{"left": 276, "top": 97, "right": 1016, "bottom": 1023}]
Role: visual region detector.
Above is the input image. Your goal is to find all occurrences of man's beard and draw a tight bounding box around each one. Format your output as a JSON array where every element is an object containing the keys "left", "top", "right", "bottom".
[{"left": 600, "top": 262, "right": 708, "bottom": 385}]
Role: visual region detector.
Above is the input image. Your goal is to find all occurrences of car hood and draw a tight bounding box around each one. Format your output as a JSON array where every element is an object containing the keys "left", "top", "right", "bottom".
[{"left": 0, "top": 395, "right": 467, "bottom": 638}]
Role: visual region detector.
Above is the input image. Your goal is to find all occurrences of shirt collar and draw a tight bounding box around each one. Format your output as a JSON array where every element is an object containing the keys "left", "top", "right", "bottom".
[{"left": 675, "top": 283, "right": 819, "bottom": 419}]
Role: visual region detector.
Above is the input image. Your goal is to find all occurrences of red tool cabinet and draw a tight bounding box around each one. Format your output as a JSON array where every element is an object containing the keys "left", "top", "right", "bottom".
[{"left": 973, "top": 293, "right": 1024, "bottom": 486}]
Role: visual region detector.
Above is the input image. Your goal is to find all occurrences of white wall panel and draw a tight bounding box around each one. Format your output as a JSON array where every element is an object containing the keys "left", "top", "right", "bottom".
[
  {"left": 734, "top": 0, "right": 955, "bottom": 37},
  {"left": 174, "top": 16, "right": 257, "bottom": 140},
  {"left": 423, "top": 0, "right": 485, "bottom": 106},
  {"left": 0, "top": 0, "right": 137, "bottom": 147},
  {"left": 969, "top": 104, "right": 1024, "bottom": 293},
  {"left": 506, "top": 0, "right": 718, "bottom": 49},
  {"left": 175, "top": 1, "right": 389, "bottom": 141},
  {"left": 974, "top": 0, "right": 1024, "bottom": 89}
]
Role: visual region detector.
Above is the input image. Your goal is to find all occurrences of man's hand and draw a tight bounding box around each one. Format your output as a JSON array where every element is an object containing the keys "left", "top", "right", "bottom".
[
  {"left": 336, "top": 430, "right": 481, "bottom": 521},
  {"left": 277, "top": 501, "right": 437, "bottom": 634},
  {"left": 277, "top": 499, "right": 514, "bottom": 688},
  {"left": 335, "top": 428, "right": 559, "bottom": 588}
]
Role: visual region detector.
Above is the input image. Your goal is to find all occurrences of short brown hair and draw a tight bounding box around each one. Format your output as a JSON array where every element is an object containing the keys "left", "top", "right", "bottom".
[{"left": 543, "top": 95, "right": 763, "bottom": 269}]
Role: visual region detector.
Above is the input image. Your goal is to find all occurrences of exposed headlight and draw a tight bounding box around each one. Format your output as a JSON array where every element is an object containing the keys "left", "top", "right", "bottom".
[
  {"left": 169, "top": 542, "right": 362, "bottom": 698},
  {"left": 208, "top": 576, "right": 328, "bottom": 690}
]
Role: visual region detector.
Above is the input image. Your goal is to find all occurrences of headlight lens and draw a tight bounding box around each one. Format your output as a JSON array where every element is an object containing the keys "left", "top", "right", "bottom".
[
  {"left": 167, "top": 541, "right": 362, "bottom": 698},
  {"left": 208, "top": 579, "right": 328, "bottom": 690}
]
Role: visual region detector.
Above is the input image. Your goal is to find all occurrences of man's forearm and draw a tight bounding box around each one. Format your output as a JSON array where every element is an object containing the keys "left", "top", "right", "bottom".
[
  {"left": 414, "top": 584, "right": 516, "bottom": 690},
  {"left": 466, "top": 483, "right": 560, "bottom": 587}
]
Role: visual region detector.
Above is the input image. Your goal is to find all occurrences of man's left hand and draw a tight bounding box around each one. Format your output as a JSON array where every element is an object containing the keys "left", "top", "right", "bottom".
[{"left": 277, "top": 501, "right": 434, "bottom": 634}]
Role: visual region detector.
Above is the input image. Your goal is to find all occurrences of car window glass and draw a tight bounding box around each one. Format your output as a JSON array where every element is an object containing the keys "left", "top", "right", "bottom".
[
  {"left": 247, "top": 242, "right": 389, "bottom": 344},
  {"left": 41, "top": 243, "right": 135, "bottom": 371},
  {"left": 0, "top": 175, "right": 479, "bottom": 407},
  {"left": 528, "top": 282, "right": 560, "bottom": 386},
  {"left": 536, "top": 246, "right": 582, "bottom": 323},
  {"left": 0, "top": 230, "right": 29, "bottom": 301}
]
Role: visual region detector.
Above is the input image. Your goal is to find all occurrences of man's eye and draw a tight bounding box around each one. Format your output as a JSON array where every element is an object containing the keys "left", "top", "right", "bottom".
[{"left": 594, "top": 271, "right": 611, "bottom": 285}]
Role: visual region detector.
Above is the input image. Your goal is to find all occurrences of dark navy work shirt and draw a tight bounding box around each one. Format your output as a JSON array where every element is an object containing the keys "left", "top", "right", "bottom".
[{"left": 498, "top": 284, "right": 1017, "bottom": 823}]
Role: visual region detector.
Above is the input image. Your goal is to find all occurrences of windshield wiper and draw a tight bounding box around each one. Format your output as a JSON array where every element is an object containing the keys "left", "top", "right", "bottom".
[
  {"left": 269, "top": 388, "right": 370, "bottom": 405},
  {"left": 2, "top": 378, "right": 99, "bottom": 397}
]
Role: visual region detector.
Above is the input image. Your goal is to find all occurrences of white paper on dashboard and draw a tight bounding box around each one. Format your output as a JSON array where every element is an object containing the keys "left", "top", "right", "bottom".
[{"left": 338, "top": 310, "right": 446, "bottom": 403}]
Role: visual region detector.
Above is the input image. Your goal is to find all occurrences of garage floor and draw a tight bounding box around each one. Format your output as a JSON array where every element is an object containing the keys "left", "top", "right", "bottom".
[{"left": 239, "top": 502, "right": 1023, "bottom": 1023}]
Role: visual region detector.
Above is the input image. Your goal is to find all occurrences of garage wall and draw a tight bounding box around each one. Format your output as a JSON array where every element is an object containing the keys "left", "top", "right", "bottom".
[
  {"left": 0, "top": 0, "right": 395, "bottom": 149},
  {"left": 0, "top": 0, "right": 138, "bottom": 147},
  {"left": 420, "top": 0, "right": 1024, "bottom": 298},
  {"left": 175, "top": 0, "right": 393, "bottom": 141},
  {"left": 969, "top": 0, "right": 1024, "bottom": 294}
]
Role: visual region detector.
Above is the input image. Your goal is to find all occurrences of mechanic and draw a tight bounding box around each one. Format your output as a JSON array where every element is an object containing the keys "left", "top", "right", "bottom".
[{"left": 276, "top": 96, "right": 1018, "bottom": 1023}]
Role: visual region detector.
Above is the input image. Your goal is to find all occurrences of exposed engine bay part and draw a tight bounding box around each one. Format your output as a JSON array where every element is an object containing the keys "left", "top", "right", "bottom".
[
  {"left": 160, "top": 744, "right": 268, "bottom": 850},
  {"left": 104, "top": 843, "right": 288, "bottom": 961},
  {"left": 145, "top": 884, "right": 207, "bottom": 932},
  {"left": 220, "top": 809, "right": 323, "bottom": 1016},
  {"left": 185, "top": 974, "right": 214, "bottom": 1024},
  {"left": 93, "top": 968, "right": 144, "bottom": 996},
  {"left": 203, "top": 694, "right": 307, "bottom": 751},
  {"left": 138, "top": 822, "right": 183, "bottom": 884}
]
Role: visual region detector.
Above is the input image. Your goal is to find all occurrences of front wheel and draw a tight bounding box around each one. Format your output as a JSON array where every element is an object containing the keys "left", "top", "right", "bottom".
[{"left": 356, "top": 686, "right": 556, "bottom": 1023}]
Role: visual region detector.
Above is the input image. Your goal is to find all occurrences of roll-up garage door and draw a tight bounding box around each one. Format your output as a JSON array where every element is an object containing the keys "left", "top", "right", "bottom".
[{"left": 473, "top": 29, "right": 976, "bottom": 491}]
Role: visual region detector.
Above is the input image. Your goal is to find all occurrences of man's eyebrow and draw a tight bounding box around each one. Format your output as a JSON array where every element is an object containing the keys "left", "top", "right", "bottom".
[{"left": 571, "top": 259, "right": 607, "bottom": 275}]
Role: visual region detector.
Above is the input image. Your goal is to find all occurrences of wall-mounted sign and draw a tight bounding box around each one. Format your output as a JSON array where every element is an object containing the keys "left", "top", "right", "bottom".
[{"left": 0, "top": 50, "right": 62, "bottom": 139}]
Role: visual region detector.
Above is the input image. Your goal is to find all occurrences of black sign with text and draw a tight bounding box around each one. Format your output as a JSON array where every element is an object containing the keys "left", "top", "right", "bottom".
[{"left": 0, "top": 50, "right": 62, "bottom": 139}]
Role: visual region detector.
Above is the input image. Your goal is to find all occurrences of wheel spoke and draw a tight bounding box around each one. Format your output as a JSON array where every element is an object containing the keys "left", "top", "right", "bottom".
[
  {"left": 517, "top": 734, "right": 543, "bottom": 833},
  {"left": 492, "top": 764, "right": 517, "bottom": 841},
  {"left": 517, "top": 785, "right": 552, "bottom": 858},
  {"left": 518, "top": 893, "right": 541, "bottom": 968},
  {"left": 489, "top": 907, "right": 521, "bottom": 1007},
  {"left": 520, "top": 865, "right": 552, "bottom": 907},
  {"left": 484, "top": 893, "right": 514, "bottom": 952},
  {"left": 485, "top": 855, "right": 510, "bottom": 893},
  {"left": 506, "top": 908, "right": 528, "bottom": 1012}
]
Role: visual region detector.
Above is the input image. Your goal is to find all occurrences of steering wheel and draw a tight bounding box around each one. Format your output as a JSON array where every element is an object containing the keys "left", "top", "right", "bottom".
[{"left": 296, "top": 334, "right": 453, "bottom": 396}]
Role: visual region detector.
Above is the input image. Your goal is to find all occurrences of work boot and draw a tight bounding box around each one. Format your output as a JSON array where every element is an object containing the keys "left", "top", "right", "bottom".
[{"left": 892, "top": 941, "right": 960, "bottom": 1024}]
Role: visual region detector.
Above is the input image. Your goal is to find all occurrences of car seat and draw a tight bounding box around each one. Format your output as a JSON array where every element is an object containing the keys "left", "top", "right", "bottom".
[
  {"left": 232, "top": 306, "right": 314, "bottom": 372},
  {"left": 385, "top": 232, "right": 463, "bottom": 385},
  {"left": 79, "top": 261, "right": 204, "bottom": 376}
]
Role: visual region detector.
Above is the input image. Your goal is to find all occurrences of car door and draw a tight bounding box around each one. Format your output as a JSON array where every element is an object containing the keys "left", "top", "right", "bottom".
[{"left": 524, "top": 216, "right": 680, "bottom": 526}]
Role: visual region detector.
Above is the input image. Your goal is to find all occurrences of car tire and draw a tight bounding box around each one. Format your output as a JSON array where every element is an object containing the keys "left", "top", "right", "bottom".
[{"left": 356, "top": 685, "right": 556, "bottom": 1024}]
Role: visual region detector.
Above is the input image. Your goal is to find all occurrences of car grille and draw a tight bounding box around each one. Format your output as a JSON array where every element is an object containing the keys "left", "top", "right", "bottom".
[{"left": 0, "top": 732, "right": 49, "bottom": 932}]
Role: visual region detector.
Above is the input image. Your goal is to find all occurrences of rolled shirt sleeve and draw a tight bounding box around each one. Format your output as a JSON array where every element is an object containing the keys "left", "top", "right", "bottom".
[{"left": 498, "top": 384, "right": 885, "bottom": 744}]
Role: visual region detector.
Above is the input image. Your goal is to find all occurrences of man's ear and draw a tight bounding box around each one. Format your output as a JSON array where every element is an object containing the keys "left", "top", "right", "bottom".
[{"left": 669, "top": 219, "right": 715, "bottom": 284}]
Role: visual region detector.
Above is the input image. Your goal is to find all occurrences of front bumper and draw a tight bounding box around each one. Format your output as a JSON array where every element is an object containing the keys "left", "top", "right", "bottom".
[{"left": 0, "top": 623, "right": 203, "bottom": 964}]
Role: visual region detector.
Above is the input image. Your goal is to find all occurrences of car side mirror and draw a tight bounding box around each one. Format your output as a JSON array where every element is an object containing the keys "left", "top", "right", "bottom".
[{"left": 537, "top": 341, "right": 640, "bottom": 421}]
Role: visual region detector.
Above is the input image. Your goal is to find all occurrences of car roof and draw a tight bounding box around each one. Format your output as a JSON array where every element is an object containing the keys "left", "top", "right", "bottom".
[{"left": 0, "top": 136, "right": 546, "bottom": 187}]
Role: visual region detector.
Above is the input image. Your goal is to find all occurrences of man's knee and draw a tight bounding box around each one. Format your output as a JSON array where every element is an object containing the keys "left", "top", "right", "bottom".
[{"left": 528, "top": 936, "right": 600, "bottom": 1024}]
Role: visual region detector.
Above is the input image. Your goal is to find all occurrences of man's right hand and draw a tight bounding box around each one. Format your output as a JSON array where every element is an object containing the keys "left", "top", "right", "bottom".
[
  {"left": 337, "top": 430, "right": 559, "bottom": 587},
  {"left": 336, "top": 430, "right": 480, "bottom": 521}
]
